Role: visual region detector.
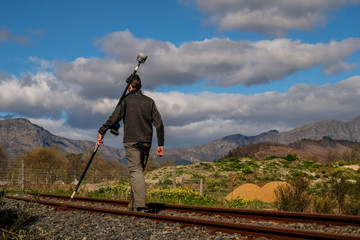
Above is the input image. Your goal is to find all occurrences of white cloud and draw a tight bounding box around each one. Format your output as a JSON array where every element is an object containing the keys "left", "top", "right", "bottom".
[
  {"left": 143, "top": 76, "right": 360, "bottom": 147},
  {"left": 0, "top": 72, "right": 88, "bottom": 119},
  {"left": 27, "top": 56, "right": 52, "bottom": 70},
  {"left": 1, "top": 67, "right": 360, "bottom": 148},
  {"left": 192, "top": 0, "right": 360, "bottom": 36},
  {"left": 54, "top": 31, "right": 360, "bottom": 94},
  {"left": 2, "top": 30, "right": 360, "bottom": 148},
  {"left": 29, "top": 118, "right": 94, "bottom": 141}
]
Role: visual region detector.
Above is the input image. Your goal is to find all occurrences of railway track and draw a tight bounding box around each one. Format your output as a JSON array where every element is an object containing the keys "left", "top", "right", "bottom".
[{"left": 6, "top": 193, "right": 360, "bottom": 240}]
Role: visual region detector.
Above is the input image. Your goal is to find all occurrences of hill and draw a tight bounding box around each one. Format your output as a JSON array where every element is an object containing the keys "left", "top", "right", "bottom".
[
  {"left": 224, "top": 137, "right": 360, "bottom": 164},
  {"left": 1, "top": 114, "right": 360, "bottom": 164},
  {"left": 0, "top": 118, "right": 126, "bottom": 164},
  {"left": 164, "top": 115, "right": 360, "bottom": 163}
]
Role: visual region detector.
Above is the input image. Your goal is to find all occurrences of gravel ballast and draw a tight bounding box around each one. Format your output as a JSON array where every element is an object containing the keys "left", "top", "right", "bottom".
[
  {"left": 2, "top": 197, "right": 360, "bottom": 239},
  {"left": 1, "top": 198, "right": 253, "bottom": 240}
]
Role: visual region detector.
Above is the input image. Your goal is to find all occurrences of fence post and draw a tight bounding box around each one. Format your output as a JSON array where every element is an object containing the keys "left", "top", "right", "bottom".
[
  {"left": 21, "top": 159, "right": 25, "bottom": 191},
  {"left": 172, "top": 165, "right": 176, "bottom": 188},
  {"left": 200, "top": 178, "right": 203, "bottom": 195}
]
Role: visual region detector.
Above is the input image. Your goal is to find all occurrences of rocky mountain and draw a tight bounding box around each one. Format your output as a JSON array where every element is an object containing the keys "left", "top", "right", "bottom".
[
  {"left": 163, "top": 130, "right": 279, "bottom": 164},
  {"left": 267, "top": 115, "right": 360, "bottom": 144},
  {"left": 0, "top": 118, "right": 126, "bottom": 164},
  {"left": 1, "top": 115, "right": 360, "bottom": 165},
  {"left": 222, "top": 137, "right": 360, "bottom": 164},
  {"left": 163, "top": 115, "right": 360, "bottom": 163}
]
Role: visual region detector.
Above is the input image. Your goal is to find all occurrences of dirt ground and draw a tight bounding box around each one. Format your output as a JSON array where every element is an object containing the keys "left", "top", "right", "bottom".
[{"left": 225, "top": 181, "right": 289, "bottom": 203}]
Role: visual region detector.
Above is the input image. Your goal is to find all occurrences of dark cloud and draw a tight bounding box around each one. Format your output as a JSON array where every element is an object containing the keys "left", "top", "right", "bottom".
[
  {"left": 193, "top": 0, "right": 360, "bottom": 36},
  {"left": 0, "top": 26, "right": 31, "bottom": 45}
]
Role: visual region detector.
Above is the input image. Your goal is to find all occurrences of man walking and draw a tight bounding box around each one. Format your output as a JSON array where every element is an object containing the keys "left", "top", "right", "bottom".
[{"left": 96, "top": 73, "right": 164, "bottom": 212}]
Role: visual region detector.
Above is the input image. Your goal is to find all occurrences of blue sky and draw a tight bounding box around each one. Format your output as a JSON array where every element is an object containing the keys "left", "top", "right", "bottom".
[{"left": 1, "top": 0, "right": 360, "bottom": 149}]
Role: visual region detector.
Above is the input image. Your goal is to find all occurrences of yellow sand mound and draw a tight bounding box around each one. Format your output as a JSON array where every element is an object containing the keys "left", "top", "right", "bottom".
[{"left": 225, "top": 181, "right": 289, "bottom": 203}]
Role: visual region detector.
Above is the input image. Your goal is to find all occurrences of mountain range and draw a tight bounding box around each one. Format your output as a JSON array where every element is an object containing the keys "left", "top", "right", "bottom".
[
  {"left": 1, "top": 115, "right": 360, "bottom": 164},
  {"left": 163, "top": 114, "right": 360, "bottom": 163},
  {"left": 0, "top": 118, "right": 126, "bottom": 163}
]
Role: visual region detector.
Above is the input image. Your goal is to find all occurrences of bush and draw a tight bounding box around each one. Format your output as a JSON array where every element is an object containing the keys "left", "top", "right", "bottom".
[
  {"left": 274, "top": 178, "right": 311, "bottom": 212},
  {"left": 88, "top": 180, "right": 130, "bottom": 199},
  {"left": 226, "top": 198, "right": 254, "bottom": 208},
  {"left": 343, "top": 196, "right": 360, "bottom": 216},
  {"left": 148, "top": 187, "right": 215, "bottom": 206},
  {"left": 284, "top": 154, "right": 298, "bottom": 161},
  {"left": 199, "top": 162, "right": 214, "bottom": 171},
  {"left": 217, "top": 158, "right": 244, "bottom": 171},
  {"left": 265, "top": 154, "right": 298, "bottom": 161},
  {"left": 312, "top": 196, "right": 337, "bottom": 214},
  {"left": 328, "top": 176, "right": 352, "bottom": 212},
  {"left": 206, "top": 178, "right": 223, "bottom": 192}
]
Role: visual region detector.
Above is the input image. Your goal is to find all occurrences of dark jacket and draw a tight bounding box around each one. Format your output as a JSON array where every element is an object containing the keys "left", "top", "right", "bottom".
[{"left": 98, "top": 90, "right": 164, "bottom": 146}]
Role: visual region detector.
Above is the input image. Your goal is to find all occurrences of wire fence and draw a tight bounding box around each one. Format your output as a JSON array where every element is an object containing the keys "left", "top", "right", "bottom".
[
  {"left": 1, "top": 158, "right": 204, "bottom": 194},
  {"left": 0, "top": 159, "right": 130, "bottom": 191}
]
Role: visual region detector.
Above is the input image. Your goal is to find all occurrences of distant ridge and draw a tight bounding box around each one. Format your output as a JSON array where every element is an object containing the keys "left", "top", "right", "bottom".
[
  {"left": 163, "top": 114, "right": 360, "bottom": 163},
  {"left": 1, "top": 115, "right": 360, "bottom": 164},
  {"left": 0, "top": 118, "right": 126, "bottom": 163},
  {"left": 222, "top": 137, "right": 360, "bottom": 163}
]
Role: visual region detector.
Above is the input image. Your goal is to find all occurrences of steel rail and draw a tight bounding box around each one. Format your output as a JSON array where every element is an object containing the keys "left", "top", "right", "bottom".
[
  {"left": 6, "top": 195, "right": 360, "bottom": 240},
  {"left": 27, "top": 192, "right": 360, "bottom": 227}
]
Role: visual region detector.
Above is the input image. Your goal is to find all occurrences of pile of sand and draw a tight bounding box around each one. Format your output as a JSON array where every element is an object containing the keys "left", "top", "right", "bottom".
[{"left": 225, "top": 181, "right": 289, "bottom": 203}]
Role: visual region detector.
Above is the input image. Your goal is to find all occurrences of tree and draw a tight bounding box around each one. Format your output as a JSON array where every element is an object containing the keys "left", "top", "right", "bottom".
[{"left": 21, "top": 146, "right": 69, "bottom": 184}]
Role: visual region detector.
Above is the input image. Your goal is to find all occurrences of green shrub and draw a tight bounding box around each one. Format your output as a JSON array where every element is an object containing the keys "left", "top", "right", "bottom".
[
  {"left": 212, "top": 171, "right": 221, "bottom": 178},
  {"left": 205, "top": 178, "right": 223, "bottom": 192},
  {"left": 328, "top": 176, "right": 352, "bottom": 212},
  {"left": 242, "top": 167, "right": 253, "bottom": 174},
  {"left": 265, "top": 154, "right": 298, "bottom": 161},
  {"left": 217, "top": 158, "right": 245, "bottom": 171},
  {"left": 226, "top": 198, "right": 254, "bottom": 208},
  {"left": 148, "top": 187, "right": 215, "bottom": 206},
  {"left": 191, "top": 173, "right": 205, "bottom": 179},
  {"left": 199, "top": 162, "right": 214, "bottom": 171},
  {"left": 313, "top": 196, "right": 337, "bottom": 214},
  {"left": 343, "top": 196, "right": 360, "bottom": 216},
  {"left": 177, "top": 168, "right": 185, "bottom": 176},
  {"left": 289, "top": 170, "right": 309, "bottom": 179},
  {"left": 88, "top": 180, "right": 130, "bottom": 199},
  {"left": 284, "top": 154, "right": 298, "bottom": 161},
  {"left": 159, "top": 178, "right": 173, "bottom": 186},
  {"left": 275, "top": 178, "right": 311, "bottom": 212}
]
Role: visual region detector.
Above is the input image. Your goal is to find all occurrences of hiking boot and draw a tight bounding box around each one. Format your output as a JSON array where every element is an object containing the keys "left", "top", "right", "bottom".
[{"left": 133, "top": 207, "right": 157, "bottom": 213}]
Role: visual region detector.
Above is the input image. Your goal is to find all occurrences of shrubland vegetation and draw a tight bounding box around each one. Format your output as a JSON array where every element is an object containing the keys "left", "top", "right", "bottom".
[
  {"left": 1, "top": 143, "right": 360, "bottom": 216},
  {"left": 0, "top": 145, "right": 128, "bottom": 188}
]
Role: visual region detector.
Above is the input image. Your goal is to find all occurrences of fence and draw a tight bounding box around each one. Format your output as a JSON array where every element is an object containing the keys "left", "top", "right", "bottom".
[
  {"left": 0, "top": 158, "right": 129, "bottom": 191},
  {"left": 1, "top": 159, "right": 204, "bottom": 195}
]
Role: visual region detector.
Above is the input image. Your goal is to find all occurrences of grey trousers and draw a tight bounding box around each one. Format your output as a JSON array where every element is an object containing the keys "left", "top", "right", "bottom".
[{"left": 124, "top": 142, "right": 151, "bottom": 209}]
